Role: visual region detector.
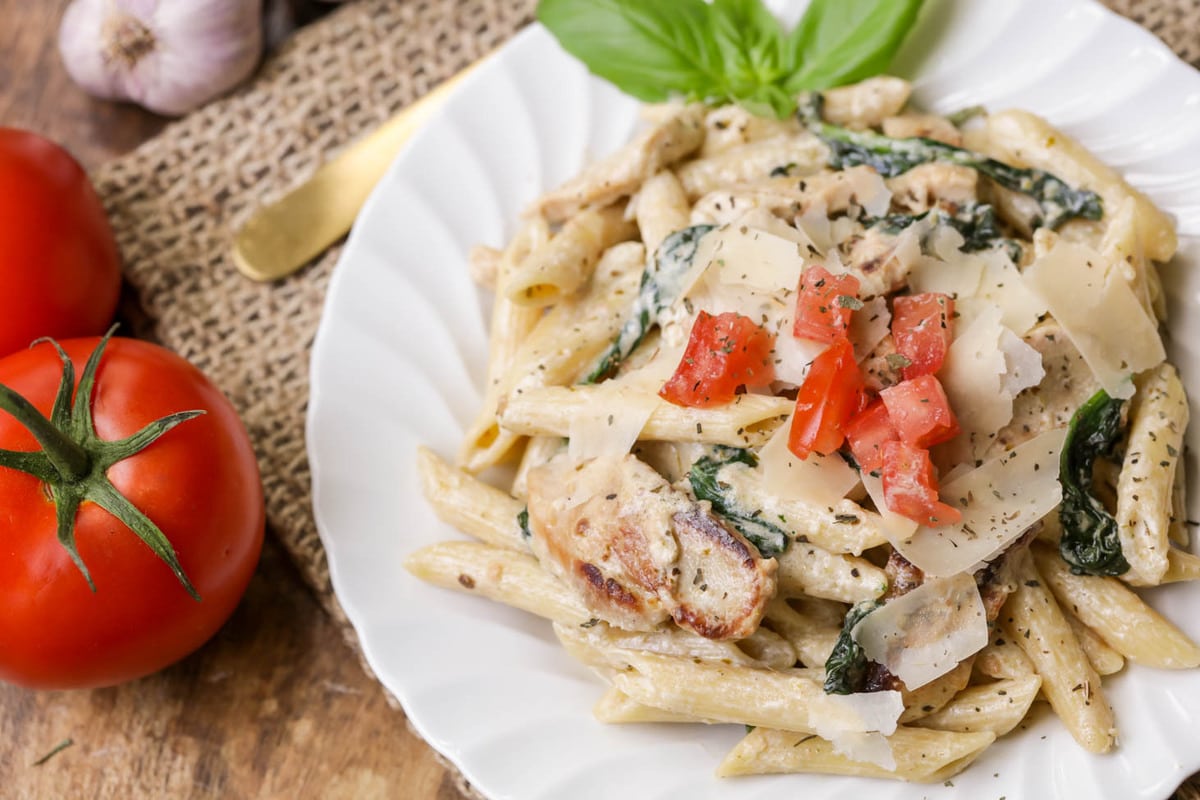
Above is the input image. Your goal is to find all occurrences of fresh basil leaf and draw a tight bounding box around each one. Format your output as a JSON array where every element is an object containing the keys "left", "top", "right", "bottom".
[
  {"left": 784, "top": 0, "right": 925, "bottom": 92},
  {"left": 537, "top": 0, "right": 727, "bottom": 103},
  {"left": 709, "top": 0, "right": 786, "bottom": 96}
]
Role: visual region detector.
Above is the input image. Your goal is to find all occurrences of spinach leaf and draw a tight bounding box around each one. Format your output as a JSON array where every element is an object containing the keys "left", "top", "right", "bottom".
[
  {"left": 686, "top": 447, "right": 789, "bottom": 558},
  {"left": 784, "top": 0, "right": 925, "bottom": 92},
  {"left": 823, "top": 599, "right": 880, "bottom": 694},
  {"left": 799, "top": 96, "right": 1103, "bottom": 230},
  {"left": 583, "top": 224, "right": 714, "bottom": 384},
  {"left": 1058, "top": 390, "right": 1130, "bottom": 576},
  {"left": 517, "top": 507, "right": 532, "bottom": 541},
  {"left": 863, "top": 201, "right": 1021, "bottom": 259},
  {"left": 537, "top": 0, "right": 927, "bottom": 119}
]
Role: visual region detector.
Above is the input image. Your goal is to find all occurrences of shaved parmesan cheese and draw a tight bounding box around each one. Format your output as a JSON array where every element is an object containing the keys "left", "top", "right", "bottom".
[
  {"left": 690, "top": 213, "right": 810, "bottom": 294},
  {"left": 844, "top": 167, "right": 892, "bottom": 217},
  {"left": 861, "top": 472, "right": 918, "bottom": 542},
  {"left": 796, "top": 201, "right": 833, "bottom": 253},
  {"left": 811, "top": 690, "right": 902, "bottom": 743},
  {"left": 568, "top": 383, "right": 658, "bottom": 464},
  {"left": 1023, "top": 240, "right": 1164, "bottom": 399},
  {"left": 830, "top": 731, "right": 896, "bottom": 771},
  {"left": 999, "top": 327, "right": 1045, "bottom": 395},
  {"left": 849, "top": 296, "right": 891, "bottom": 363},
  {"left": 930, "top": 225, "right": 967, "bottom": 261},
  {"left": 939, "top": 306, "right": 1009, "bottom": 462},
  {"left": 851, "top": 572, "right": 988, "bottom": 690},
  {"left": 976, "top": 248, "right": 1046, "bottom": 335},
  {"left": 759, "top": 419, "right": 859, "bottom": 508},
  {"left": 567, "top": 348, "right": 677, "bottom": 464},
  {"left": 907, "top": 249, "right": 983, "bottom": 308},
  {"left": 892, "top": 428, "right": 1067, "bottom": 576},
  {"left": 734, "top": 207, "right": 814, "bottom": 248},
  {"left": 773, "top": 296, "right": 828, "bottom": 385},
  {"left": 811, "top": 691, "right": 903, "bottom": 770}
]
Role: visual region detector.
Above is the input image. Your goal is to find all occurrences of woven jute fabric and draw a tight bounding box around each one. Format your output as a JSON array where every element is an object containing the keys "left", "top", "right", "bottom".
[{"left": 91, "top": 0, "right": 1199, "bottom": 797}]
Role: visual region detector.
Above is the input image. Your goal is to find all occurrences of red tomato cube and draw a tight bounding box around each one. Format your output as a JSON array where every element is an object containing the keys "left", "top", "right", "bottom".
[
  {"left": 891, "top": 293, "right": 954, "bottom": 379},
  {"left": 788, "top": 338, "right": 864, "bottom": 459},
  {"left": 659, "top": 311, "right": 775, "bottom": 408},
  {"left": 880, "top": 440, "right": 962, "bottom": 527},
  {"left": 792, "top": 265, "right": 862, "bottom": 344},
  {"left": 880, "top": 374, "right": 961, "bottom": 448},
  {"left": 844, "top": 398, "right": 898, "bottom": 472}
]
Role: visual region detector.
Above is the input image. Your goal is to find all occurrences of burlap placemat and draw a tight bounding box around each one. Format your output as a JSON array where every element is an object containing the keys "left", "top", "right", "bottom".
[{"left": 91, "top": 0, "right": 1200, "bottom": 797}]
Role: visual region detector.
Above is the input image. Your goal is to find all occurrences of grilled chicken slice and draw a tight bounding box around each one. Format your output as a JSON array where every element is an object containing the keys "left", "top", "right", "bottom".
[
  {"left": 885, "top": 163, "right": 977, "bottom": 215},
  {"left": 526, "top": 453, "right": 777, "bottom": 639}
]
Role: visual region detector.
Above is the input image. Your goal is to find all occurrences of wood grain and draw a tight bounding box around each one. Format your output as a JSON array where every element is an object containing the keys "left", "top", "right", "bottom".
[{"left": 0, "top": 1, "right": 468, "bottom": 797}]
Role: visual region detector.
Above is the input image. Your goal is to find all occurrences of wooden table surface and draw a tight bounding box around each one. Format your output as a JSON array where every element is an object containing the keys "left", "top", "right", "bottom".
[{"left": 0, "top": 2, "right": 468, "bottom": 798}]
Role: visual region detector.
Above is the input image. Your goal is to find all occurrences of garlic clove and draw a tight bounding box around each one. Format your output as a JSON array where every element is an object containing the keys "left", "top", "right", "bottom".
[{"left": 58, "top": 0, "right": 264, "bottom": 117}]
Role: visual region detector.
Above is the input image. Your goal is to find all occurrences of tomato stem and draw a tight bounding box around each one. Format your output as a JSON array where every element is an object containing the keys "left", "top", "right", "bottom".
[
  {"left": 0, "top": 330, "right": 204, "bottom": 600},
  {"left": 0, "top": 383, "right": 91, "bottom": 481}
]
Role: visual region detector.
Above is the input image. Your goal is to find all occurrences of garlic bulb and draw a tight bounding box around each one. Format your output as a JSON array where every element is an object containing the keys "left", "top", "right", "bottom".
[{"left": 58, "top": 0, "right": 264, "bottom": 117}]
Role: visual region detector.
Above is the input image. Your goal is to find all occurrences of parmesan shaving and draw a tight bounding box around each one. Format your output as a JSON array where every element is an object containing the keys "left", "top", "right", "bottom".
[
  {"left": 759, "top": 419, "right": 859, "bottom": 508},
  {"left": 567, "top": 383, "right": 658, "bottom": 464},
  {"left": 849, "top": 296, "right": 891, "bottom": 363},
  {"left": 892, "top": 428, "right": 1067, "bottom": 576},
  {"left": 567, "top": 346, "right": 679, "bottom": 464},
  {"left": 830, "top": 731, "right": 896, "bottom": 771},
  {"left": 938, "top": 306, "right": 1009, "bottom": 462},
  {"left": 861, "top": 472, "right": 918, "bottom": 542},
  {"left": 1023, "top": 239, "right": 1164, "bottom": 399},
  {"left": 851, "top": 572, "right": 988, "bottom": 690}
]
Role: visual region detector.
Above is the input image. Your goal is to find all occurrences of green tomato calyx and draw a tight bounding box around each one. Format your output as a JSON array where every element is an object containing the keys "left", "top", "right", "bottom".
[{"left": 0, "top": 328, "right": 204, "bottom": 600}]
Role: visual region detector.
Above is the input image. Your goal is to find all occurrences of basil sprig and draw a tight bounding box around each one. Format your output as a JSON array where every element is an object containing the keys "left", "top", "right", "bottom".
[{"left": 537, "top": 0, "right": 926, "bottom": 118}]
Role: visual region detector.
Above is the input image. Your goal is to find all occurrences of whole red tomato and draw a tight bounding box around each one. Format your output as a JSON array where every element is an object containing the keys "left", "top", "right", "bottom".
[
  {"left": 0, "top": 334, "right": 264, "bottom": 689},
  {"left": 0, "top": 128, "right": 121, "bottom": 357}
]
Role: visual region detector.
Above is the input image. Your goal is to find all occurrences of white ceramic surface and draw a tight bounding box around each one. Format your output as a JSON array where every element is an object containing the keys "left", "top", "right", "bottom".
[{"left": 309, "top": 1, "right": 1200, "bottom": 797}]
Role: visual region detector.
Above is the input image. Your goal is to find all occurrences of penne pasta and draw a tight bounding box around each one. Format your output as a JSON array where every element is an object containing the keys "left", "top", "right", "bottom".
[
  {"left": 533, "top": 104, "right": 707, "bottom": 224},
  {"left": 417, "top": 446, "right": 526, "bottom": 551},
  {"left": 1064, "top": 610, "right": 1125, "bottom": 677},
  {"left": 1001, "top": 550, "right": 1116, "bottom": 754},
  {"left": 982, "top": 109, "right": 1177, "bottom": 262},
  {"left": 717, "top": 725, "right": 995, "bottom": 782},
  {"left": 592, "top": 687, "right": 713, "bottom": 724},
  {"left": 633, "top": 170, "right": 692, "bottom": 257},
  {"left": 773, "top": 541, "right": 888, "bottom": 604},
  {"left": 499, "top": 385, "right": 792, "bottom": 448},
  {"left": 460, "top": 242, "right": 644, "bottom": 472},
  {"left": 1163, "top": 546, "right": 1200, "bottom": 583},
  {"left": 403, "top": 541, "right": 590, "bottom": 625},
  {"left": 676, "top": 136, "right": 829, "bottom": 200},
  {"left": 914, "top": 675, "right": 1043, "bottom": 737},
  {"left": 1116, "top": 363, "right": 1188, "bottom": 586},
  {"left": 820, "top": 76, "right": 912, "bottom": 130},
  {"left": 1032, "top": 543, "right": 1200, "bottom": 669},
  {"left": 504, "top": 204, "right": 638, "bottom": 307},
  {"left": 762, "top": 597, "right": 845, "bottom": 668}
]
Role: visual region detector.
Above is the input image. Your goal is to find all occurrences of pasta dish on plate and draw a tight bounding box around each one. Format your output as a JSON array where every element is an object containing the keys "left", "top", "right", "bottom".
[{"left": 404, "top": 75, "right": 1200, "bottom": 783}]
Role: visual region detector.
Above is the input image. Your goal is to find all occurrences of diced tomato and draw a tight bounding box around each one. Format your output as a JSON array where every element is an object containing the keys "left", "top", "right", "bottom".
[
  {"left": 659, "top": 311, "right": 775, "bottom": 408},
  {"left": 880, "top": 374, "right": 961, "bottom": 448},
  {"left": 891, "top": 293, "right": 954, "bottom": 379},
  {"left": 792, "top": 265, "right": 862, "bottom": 344},
  {"left": 844, "top": 398, "right": 898, "bottom": 472},
  {"left": 788, "top": 338, "right": 864, "bottom": 459},
  {"left": 880, "top": 441, "right": 962, "bottom": 527}
]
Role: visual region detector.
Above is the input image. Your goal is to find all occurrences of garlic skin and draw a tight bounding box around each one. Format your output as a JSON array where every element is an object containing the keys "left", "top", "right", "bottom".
[{"left": 58, "top": 0, "right": 264, "bottom": 117}]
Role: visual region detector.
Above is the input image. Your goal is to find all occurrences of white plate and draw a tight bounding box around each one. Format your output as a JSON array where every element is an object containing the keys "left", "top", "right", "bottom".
[{"left": 309, "top": 1, "right": 1200, "bottom": 797}]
